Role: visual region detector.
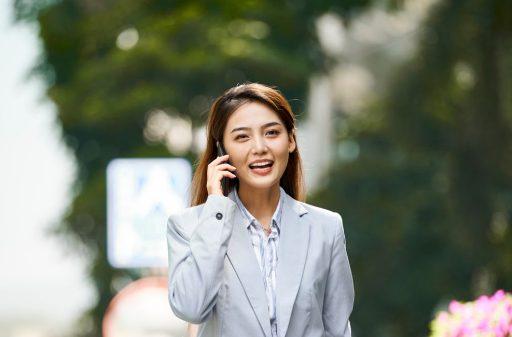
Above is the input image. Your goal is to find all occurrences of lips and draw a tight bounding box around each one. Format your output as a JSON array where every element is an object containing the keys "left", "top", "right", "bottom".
[
  {"left": 248, "top": 160, "right": 274, "bottom": 169},
  {"left": 249, "top": 162, "right": 274, "bottom": 176}
]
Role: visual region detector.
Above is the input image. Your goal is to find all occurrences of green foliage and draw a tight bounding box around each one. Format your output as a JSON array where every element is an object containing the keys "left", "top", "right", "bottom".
[
  {"left": 15, "top": 0, "right": 378, "bottom": 335},
  {"left": 311, "top": 0, "right": 512, "bottom": 336},
  {"left": 18, "top": 0, "right": 511, "bottom": 336}
]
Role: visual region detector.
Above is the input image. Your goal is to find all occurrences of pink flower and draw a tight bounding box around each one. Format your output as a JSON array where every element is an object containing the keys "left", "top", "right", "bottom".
[
  {"left": 449, "top": 300, "right": 463, "bottom": 313},
  {"left": 430, "top": 290, "right": 512, "bottom": 337}
]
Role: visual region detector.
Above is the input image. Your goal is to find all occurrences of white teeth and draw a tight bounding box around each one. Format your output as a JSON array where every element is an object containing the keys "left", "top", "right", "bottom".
[{"left": 250, "top": 161, "right": 272, "bottom": 168}]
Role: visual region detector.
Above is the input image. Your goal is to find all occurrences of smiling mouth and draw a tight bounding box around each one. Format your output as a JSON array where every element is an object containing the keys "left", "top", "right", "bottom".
[
  {"left": 248, "top": 162, "right": 274, "bottom": 169},
  {"left": 248, "top": 161, "right": 274, "bottom": 175}
]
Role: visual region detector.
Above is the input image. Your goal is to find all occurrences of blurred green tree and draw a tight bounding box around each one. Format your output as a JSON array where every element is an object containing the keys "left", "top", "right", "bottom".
[
  {"left": 312, "top": 0, "right": 512, "bottom": 336},
  {"left": 20, "top": 0, "right": 512, "bottom": 336},
  {"left": 14, "top": 0, "right": 378, "bottom": 335}
]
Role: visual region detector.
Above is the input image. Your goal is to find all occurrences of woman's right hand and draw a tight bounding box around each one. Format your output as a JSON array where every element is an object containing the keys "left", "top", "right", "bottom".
[{"left": 207, "top": 154, "right": 237, "bottom": 196}]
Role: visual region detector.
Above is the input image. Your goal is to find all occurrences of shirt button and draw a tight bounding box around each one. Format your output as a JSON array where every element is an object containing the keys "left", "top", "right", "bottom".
[{"left": 216, "top": 212, "right": 223, "bottom": 220}]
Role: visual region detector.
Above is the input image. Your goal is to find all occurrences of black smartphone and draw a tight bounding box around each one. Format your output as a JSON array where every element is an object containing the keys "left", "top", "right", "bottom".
[{"left": 216, "top": 140, "right": 229, "bottom": 195}]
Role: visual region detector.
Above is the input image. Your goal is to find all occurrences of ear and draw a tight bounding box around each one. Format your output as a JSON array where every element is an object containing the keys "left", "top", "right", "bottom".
[{"left": 288, "top": 132, "right": 296, "bottom": 153}]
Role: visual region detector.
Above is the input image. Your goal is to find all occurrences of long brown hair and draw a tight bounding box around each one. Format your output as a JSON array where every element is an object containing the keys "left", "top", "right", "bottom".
[{"left": 190, "top": 82, "right": 306, "bottom": 206}]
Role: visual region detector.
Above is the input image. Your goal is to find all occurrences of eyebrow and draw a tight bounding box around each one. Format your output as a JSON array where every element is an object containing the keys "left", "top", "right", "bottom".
[{"left": 230, "top": 122, "right": 283, "bottom": 134}]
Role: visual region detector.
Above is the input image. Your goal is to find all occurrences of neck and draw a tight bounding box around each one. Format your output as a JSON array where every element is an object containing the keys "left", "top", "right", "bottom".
[{"left": 236, "top": 183, "right": 281, "bottom": 219}]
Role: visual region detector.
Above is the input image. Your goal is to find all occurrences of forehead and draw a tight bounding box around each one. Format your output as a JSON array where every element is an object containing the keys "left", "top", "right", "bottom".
[{"left": 226, "top": 102, "right": 281, "bottom": 128}]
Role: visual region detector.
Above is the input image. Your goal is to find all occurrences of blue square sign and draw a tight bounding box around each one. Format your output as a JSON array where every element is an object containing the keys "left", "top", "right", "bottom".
[{"left": 106, "top": 158, "right": 192, "bottom": 268}]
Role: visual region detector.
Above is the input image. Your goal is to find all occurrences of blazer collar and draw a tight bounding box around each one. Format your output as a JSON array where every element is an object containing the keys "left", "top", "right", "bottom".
[
  {"left": 228, "top": 185, "right": 289, "bottom": 231},
  {"left": 227, "top": 186, "right": 308, "bottom": 220},
  {"left": 226, "top": 186, "right": 310, "bottom": 337}
]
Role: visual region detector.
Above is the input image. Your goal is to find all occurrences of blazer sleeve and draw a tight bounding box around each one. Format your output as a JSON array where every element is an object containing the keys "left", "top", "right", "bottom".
[
  {"left": 166, "top": 194, "right": 237, "bottom": 324},
  {"left": 322, "top": 212, "right": 355, "bottom": 337}
]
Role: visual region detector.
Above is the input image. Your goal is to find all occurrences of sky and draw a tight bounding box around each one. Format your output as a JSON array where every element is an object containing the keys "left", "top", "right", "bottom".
[{"left": 0, "top": 0, "right": 95, "bottom": 334}]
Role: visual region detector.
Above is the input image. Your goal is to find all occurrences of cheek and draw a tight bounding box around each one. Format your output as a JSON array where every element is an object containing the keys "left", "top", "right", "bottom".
[
  {"left": 275, "top": 147, "right": 290, "bottom": 167},
  {"left": 279, "top": 154, "right": 290, "bottom": 170},
  {"left": 226, "top": 146, "right": 247, "bottom": 167}
]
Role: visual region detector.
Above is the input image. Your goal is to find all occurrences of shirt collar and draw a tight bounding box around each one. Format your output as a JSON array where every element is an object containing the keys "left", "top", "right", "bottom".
[{"left": 230, "top": 185, "right": 285, "bottom": 230}]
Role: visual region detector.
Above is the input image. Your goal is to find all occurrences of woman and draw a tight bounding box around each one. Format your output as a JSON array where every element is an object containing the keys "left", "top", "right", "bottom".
[{"left": 166, "top": 83, "right": 355, "bottom": 337}]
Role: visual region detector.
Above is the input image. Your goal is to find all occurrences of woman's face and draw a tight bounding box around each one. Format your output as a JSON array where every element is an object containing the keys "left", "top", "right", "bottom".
[{"left": 222, "top": 102, "right": 296, "bottom": 191}]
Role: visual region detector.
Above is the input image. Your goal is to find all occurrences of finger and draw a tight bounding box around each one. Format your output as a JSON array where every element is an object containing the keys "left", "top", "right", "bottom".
[
  {"left": 225, "top": 172, "right": 237, "bottom": 179},
  {"left": 216, "top": 163, "right": 237, "bottom": 171},
  {"left": 210, "top": 154, "right": 229, "bottom": 166},
  {"left": 218, "top": 171, "right": 236, "bottom": 180}
]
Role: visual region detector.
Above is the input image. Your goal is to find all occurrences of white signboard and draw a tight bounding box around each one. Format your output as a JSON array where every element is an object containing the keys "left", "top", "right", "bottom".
[{"left": 107, "top": 158, "right": 191, "bottom": 268}]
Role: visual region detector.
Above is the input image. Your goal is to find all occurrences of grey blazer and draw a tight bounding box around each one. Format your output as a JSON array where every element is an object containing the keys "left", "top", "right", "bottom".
[{"left": 166, "top": 189, "right": 354, "bottom": 337}]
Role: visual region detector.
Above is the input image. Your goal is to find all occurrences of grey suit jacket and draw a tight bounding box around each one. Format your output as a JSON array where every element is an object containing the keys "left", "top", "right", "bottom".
[{"left": 166, "top": 188, "right": 354, "bottom": 337}]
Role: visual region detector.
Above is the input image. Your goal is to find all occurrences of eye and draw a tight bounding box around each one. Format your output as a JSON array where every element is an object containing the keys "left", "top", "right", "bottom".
[
  {"left": 266, "top": 129, "right": 280, "bottom": 136},
  {"left": 235, "top": 134, "right": 248, "bottom": 140}
]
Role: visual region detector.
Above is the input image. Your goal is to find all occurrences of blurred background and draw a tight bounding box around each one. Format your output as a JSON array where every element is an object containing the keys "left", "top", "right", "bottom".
[{"left": 1, "top": 0, "right": 511, "bottom": 336}]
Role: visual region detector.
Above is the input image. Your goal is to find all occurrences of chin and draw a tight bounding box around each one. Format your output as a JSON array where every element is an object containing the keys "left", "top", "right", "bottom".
[{"left": 241, "top": 175, "right": 280, "bottom": 190}]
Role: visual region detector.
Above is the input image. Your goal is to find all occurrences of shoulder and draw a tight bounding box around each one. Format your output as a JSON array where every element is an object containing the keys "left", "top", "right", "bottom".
[
  {"left": 169, "top": 203, "right": 203, "bottom": 220},
  {"left": 167, "top": 194, "right": 236, "bottom": 237},
  {"left": 297, "top": 200, "right": 345, "bottom": 241},
  {"left": 166, "top": 203, "right": 204, "bottom": 238}
]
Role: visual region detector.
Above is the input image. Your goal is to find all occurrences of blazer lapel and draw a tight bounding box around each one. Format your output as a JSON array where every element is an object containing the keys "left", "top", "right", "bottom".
[
  {"left": 226, "top": 192, "right": 272, "bottom": 337},
  {"left": 276, "top": 191, "right": 310, "bottom": 337},
  {"left": 224, "top": 188, "right": 310, "bottom": 337}
]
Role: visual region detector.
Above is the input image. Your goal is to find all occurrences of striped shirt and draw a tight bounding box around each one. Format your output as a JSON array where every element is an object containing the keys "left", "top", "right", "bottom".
[{"left": 232, "top": 186, "right": 284, "bottom": 337}]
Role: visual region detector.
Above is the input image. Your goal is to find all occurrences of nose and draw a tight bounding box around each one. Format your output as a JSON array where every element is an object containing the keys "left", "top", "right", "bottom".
[{"left": 251, "top": 135, "right": 268, "bottom": 154}]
